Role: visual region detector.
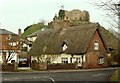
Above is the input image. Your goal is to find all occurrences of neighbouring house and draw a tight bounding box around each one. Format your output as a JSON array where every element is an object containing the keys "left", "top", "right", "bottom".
[
  {"left": 26, "top": 29, "right": 42, "bottom": 42},
  {"left": 0, "top": 29, "right": 20, "bottom": 64},
  {"left": 21, "top": 23, "right": 48, "bottom": 51},
  {"left": 0, "top": 28, "right": 32, "bottom": 64},
  {"left": 18, "top": 29, "right": 32, "bottom": 65},
  {"left": 30, "top": 23, "right": 118, "bottom": 69},
  {"left": 20, "top": 38, "right": 33, "bottom": 61},
  {"left": 26, "top": 28, "right": 52, "bottom": 42}
]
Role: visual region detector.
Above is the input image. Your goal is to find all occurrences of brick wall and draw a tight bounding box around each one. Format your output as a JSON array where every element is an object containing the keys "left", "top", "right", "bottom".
[
  {"left": 47, "top": 63, "right": 77, "bottom": 70},
  {"left": 31, "top": 61, "right": 77, "bottom": 70},
  {"left": 1, "top": 34, "right": 7, "bottom": 50},
  {"left": 1, "top": 63, "right": 17, "bottom": 71},
  {"left": 84, "top": 30, "right": 108, "bottom": 69},
  {"left": 31, "top": 61, "right": 47, "bottom": 70},
  {"left": 1, "top": 34, "right": 19, "bottom": 50}
]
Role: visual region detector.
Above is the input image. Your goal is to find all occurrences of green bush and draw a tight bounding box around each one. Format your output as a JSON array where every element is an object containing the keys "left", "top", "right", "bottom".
[
  {"left": 110, "top": 62, "right": 119, "bottom": 67},
  {"left": 111, "top": 68, "right": 120, "bottom": 82},
  {"left": 59, "top": 9, "right": 65, "bottom": 20}
]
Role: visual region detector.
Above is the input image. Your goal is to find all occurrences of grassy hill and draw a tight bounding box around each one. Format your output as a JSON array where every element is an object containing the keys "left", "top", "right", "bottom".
[{"left": 22, "top": 23, "right": 48, "bottom": 38}]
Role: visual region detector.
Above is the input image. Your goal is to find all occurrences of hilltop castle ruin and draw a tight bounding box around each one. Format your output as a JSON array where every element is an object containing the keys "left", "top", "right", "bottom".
[{"left": 48, "top": 9, "right": 90, "bottom": 29}]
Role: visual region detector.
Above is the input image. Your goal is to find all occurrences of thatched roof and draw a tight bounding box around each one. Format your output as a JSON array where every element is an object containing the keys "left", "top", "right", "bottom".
[{"left": 30, "top": 23, "right": 118, "bottom": 56}]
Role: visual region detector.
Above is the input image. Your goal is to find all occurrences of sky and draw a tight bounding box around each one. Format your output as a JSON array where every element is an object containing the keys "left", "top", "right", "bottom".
[{"left": 0, "top": 0, "right": 117, "bottom": 34}]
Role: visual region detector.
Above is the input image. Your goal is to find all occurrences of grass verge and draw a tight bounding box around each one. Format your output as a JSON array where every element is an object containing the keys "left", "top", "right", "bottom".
[{"left": 110, "top": 68, "right": 120, "bottom": 82}]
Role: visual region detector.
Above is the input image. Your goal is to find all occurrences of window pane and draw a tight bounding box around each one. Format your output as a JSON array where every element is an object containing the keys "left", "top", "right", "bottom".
[
  {"left": 94, "top": 42, "right": 99, "bottom": 50},
  {"left": 61, "top": 58, "right": 68, "bottom": 64},
  {"left": 63, "top": 44, "right": 68, "bottom": 51},
  {"left": 98, "top": 57, "right": 104, "bottom": 64},
  {"left": 76, "top": 58, "right": 81, "bottom": 63}
]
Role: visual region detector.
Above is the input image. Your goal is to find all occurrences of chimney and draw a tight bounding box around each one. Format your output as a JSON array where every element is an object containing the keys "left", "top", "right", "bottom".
[
  {"left": 18, "top": 28, "right": 22, "bottom": 36},
  {"left": 18, "top": 28, "right": 22, "bottom": 58},
  {"left": 65, "top": 16, "right": 70, "bottom": 31}
]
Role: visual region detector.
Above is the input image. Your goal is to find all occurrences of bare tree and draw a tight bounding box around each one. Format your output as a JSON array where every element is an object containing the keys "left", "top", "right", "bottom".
[
  {"left": 33, "top": 54, "right": 59, "bottom": 64},
  {"left": 90, "top": 0, "right": 120, "bottom": 66},
  {"left": 91, "top": 0, "right": 120, "bottom": 36},
  {"left": 6, "top": 34, "right": 21, "bottom": 63}
]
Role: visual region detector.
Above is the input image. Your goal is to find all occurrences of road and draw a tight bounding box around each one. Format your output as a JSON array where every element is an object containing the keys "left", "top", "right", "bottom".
[{"left": 1, "top": 68, "right": 117, "bottom": 83}]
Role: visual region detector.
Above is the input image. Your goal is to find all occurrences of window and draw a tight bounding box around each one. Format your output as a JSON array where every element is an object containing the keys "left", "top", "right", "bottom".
[
  {"left": 70, "top": 58, "right": 72, "bottom": 63},
  {"left": 29, "top": 37, "right": 33, "bottom": 42},
  {"left": 76, "top": 58, "right": 81, "bottom": 63},
  {"left": 7, "top": 35, "right": 12, "bottom": 40},
  {"left": 43, "top": 46, "right": 47, "bottom": 52},
  {"left": 62, "top": 42, "right": 68, "bottom": 51},
  {"left": 109, "top": 47, "right": 113, "bottom": 52},
  {"left": 98, "top": 57, "right": 104, "bottom": 64},
  {"left": 8, "top": 42, "right": 19, "bottom": 47},
  {"left": 23, "top": 47, "right": 27, "bottom": 51},
  {"left": 94, "top": 42, "right": 99, "bottom": 50},
  {"left": 61, "top": 58, "right": 68, "bottom": 64}
]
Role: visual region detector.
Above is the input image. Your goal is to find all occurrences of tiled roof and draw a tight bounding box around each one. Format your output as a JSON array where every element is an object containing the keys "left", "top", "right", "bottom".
[{"left": 0, "top": 29, "right": 16, "bottom": 35}]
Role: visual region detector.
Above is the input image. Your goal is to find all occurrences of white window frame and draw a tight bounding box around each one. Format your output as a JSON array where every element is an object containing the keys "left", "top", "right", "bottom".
[
  {"left": 29, "top": 37, "right": 33, "bottom": 42},
  {"left": 94, "top": 42, "right": 99, "bottom": 50},
  {"left": 61, "top": 58, "right": 68, "bottom": 64},
  {"left": 76, "top": 58, "right": 81, "bottom": 63},
  {"left": 98, "top": 57, "right": 104, "bottom": 64},
  {"left": 62, "top": 42, "right": 68, "bottom": 51},
  {"left": 63, "top": 44, "right": 68, "bottom": 51}
]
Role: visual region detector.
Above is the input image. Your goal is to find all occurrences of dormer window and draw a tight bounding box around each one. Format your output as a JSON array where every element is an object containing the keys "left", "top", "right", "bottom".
[
  {"left": 94, "top": 42, "right": 99, "bottom": 50},
  {"left": 62, "top": 42, "right": 68, "bottom": 51},
  {"left": 109, "top": 47, "right": 113, "bottom": 52},
  {"left": 43, "top": 46, "right": 47, "bottom": 52}
]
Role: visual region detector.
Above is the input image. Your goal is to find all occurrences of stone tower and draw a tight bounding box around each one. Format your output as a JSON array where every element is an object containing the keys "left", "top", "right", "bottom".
[{"left": 48, "top": 9, "right": 90, "bottom": 29}]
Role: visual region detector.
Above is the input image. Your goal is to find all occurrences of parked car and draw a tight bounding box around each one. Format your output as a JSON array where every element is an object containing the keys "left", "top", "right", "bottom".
[{"left": 18, "top": 58, "right": 29, "bottom": 67}]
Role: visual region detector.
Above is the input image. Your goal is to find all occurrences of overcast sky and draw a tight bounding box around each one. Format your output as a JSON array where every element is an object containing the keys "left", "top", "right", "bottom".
[{"left": 0, "top": 0, "right": 115, "bottom": 34}]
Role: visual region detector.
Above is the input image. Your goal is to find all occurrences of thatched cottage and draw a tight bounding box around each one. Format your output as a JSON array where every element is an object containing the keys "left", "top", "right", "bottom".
[{"left": 30, "top": 23, "right": 118, "bottom": 69}]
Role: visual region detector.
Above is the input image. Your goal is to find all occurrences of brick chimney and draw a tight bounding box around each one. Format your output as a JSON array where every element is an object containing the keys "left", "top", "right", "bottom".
[
  {"left": 65, "top": 16, "right": 70, "bottom": 31},
  {"left": 18, "top": 28, "right": 22, "bottom": 58}
]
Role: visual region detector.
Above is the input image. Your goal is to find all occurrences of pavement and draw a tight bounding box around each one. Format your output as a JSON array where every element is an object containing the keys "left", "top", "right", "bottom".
[{"left": 46, "top": 67, "right": 119, "bottom": 72}]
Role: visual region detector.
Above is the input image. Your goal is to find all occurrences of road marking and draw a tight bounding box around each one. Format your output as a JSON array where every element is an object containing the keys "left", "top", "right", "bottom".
[
  {"left": 49, "top": 77, "right": 55, "bottom": 83},
  {"left": 13, "top": 78, "right": 20, "bottom": 80},
  {"left": 3, "top": 78, "right": 11, "bottom": 81},
  {"left": 43, "top": 76, "right": 55, "bottom": 83},
  {"left": 92, "top": 74, "right": 103, "bottom": 76}
]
